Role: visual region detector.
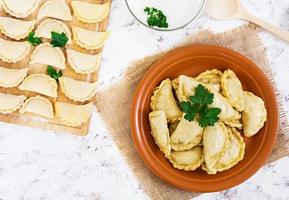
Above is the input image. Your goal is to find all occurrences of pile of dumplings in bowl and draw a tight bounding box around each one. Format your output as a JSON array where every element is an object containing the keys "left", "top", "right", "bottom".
[{"left": 148, "top": 69, "right": 267, "bottom": 174}]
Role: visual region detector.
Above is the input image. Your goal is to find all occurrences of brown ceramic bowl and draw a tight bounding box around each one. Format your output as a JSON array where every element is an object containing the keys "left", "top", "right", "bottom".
[{"left": 130, "top": 45, "right": 278, "bottom": 192}]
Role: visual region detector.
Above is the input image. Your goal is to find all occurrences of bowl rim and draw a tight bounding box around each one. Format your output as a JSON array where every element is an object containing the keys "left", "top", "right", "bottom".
[
  {"left": 130, "top": 44, "right": 279, "bottom": 192},
  {"left": 125, "top": 0, "right": 207, "bottom": 31}
]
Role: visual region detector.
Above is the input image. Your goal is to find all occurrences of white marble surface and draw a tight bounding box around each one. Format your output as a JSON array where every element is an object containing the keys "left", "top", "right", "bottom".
[{"left": 0, "top": 0, "right": 289, "bottom": 199}]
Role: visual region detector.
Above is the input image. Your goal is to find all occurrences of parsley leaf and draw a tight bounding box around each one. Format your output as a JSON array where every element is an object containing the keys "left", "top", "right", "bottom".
[
  {"left": 180, "top": 84, "right": 221, "bottom": 128},
  {"left": 27, "top": 32, "right": 42, "bottom": 46},
  {"left": 47, "top": 66, "right": 62, "bottom": 80},
  {"left": 50, "top": 32, "right": 68, "bottom": 47},
  {"left": 144, "top": 7, "right": 168, "bottom": 28}
]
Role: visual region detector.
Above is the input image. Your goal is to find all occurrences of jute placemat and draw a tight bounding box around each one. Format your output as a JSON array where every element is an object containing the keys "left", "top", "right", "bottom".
[{"left": 95, "top": 24, "right": 289, "bottom": 200}]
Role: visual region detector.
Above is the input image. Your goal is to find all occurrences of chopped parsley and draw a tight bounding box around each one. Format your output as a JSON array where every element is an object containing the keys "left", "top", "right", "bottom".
[
  {"left": 27, "top": 32, "right": 42, "bottom": 46},
  {"left": 47, "top": 65, "right": 62, "bottom": 80},
  {"left": 144, "top": 7, "right": 168, "bottom": 29},
  {"left": 180, "top": 84, "right": 221, "bottom": 128},
  {"left": 50, "top": 32, "right": 68, "bottom": 47}
]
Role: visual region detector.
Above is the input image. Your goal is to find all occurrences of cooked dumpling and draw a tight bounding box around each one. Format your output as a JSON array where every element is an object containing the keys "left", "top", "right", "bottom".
[
  {"left": 195, "top": 69, "right": 222, "bottom": 92},
  {"left": 30, "top": 43, "right": 66, "bottom": 70},
  {"left": 59, "top": 77, "right": 97, "bottom": 102},
  {"left": 37, "top": 0, "right": 72, "bottom": 21},
  {"left": 149, "top": 110, "right": 171, "bottom": 155},
  {"left": 73, "top": 27, "right": 109, "bottom": 50},
  {"left": 2, "top": 0, "right": 38, "bottom": 18},
  {"left": 66, "top": 49, "right": 101, "bottom": 74},
  {"left": 0, "top": 17, "right": 35, "bottom": 40},
  {"left": 150, "top": 79, "right": 182, "bottom": 123},
  {"left": 221, "top": 69, "right": 245, "bottom": 112},
  {"left": 20, "top": 96, "right": 54, "bottom": 119},
  {"left": 0, "top": 67, "right": 28, "bottom": 88},
  {"left": 0, "top": 93, "right": 26, "bottom": 114},
  {"left": 0, "top": 39, "right": 30, "bottom": 63},
  {"left": 18, "top": 74, "right": 58, "bottom": 98},
  {"left": 242, "top": 92, "right": 267, "bottom": 137},
  {"left": 171, "top": 115, "right": 203, "bottom": 151},
  {"left": 208, "top": 87, "right": 242, "bottom": 128},
  {"left": 72, "top": 1, "right": 110, "bottom": 23},
  {"left": 172, "top": 75, "right": 199, "bottom": 102},
  {"left": 203, "top": 122, "right": 229, "bottom": 171},
  {"left": 55, "top": 102, "right": 93, "bottom": 127},
  {"left": 168, "top": 146, "right": 204, "bottom": 171},
  {"left": 35, "top": 19, "right": 72, "bottom": 43}
]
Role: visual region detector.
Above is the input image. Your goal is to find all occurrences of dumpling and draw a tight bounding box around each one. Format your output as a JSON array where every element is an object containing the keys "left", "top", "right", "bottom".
[
  {"left": 149, "top": 110, "right": 171, "bottom": 155},
  {"left": 168, "top": 146, "right": 204, "bottom": 171},
  {"left": 0, "top": 38, "right": 30, "bottom": 63},
  {"left": 172, "top": 75, "right": 199, "bottom": 102},
  {"left": 73, "top": 27, "right": 109, "bottom": 50},
  {"left": 35, "top": 19, "right": 72, "bottom": 43},
  {"left": 66, "top": 49, "right": 101, "bottom": 74},
  {"left": 242, "top": 91, "right": 267, "bottom": 137},
  {"left": 55, "top": 102, "right": 93, "bottom": 127},
  {"left": 2, "top": 0, "right": 38, "bottom": 18},
  {"left": 0, "top": 93, "right": 26, "bottom": 114},
  {"left": 208, "top": 87, "right": 242, "bottom": 129},
  {"left": 20, "top": 96, "right": 54, "bottom": 119},
  {"left": 170, "top": 114, "right": 203, "bottom": 151},
  {"left": 150, "top": 79, "right": 182, "bottom": 123},
  {"left": 221, "top": 69, "right": 245, "bottom": 112},
  {"left": 195, "top": 69, "right": 222, "bottom": 92},
  {"left": 72, "top": 1, "right": 110, "bottom": 23},
  {"left": 58, "top": 77, "right": 97, "bottom": 102},
  {"left": 37, "top": 0, "right": 72, "bottom": 21},
  {"left": 203, "top": 122, "right": 229, "bottom": 172},
  {"left": 18, "top": 74, "right": 58, "bottom": 98},
  {"left": 0, "top": 17, "right": 35, "bottom": 40},
  {"left": 0, "top": 67, "right": 28, "bottom": 88},
  {"left": 30, "top": 43, "right": 66, "bottom": 70}
]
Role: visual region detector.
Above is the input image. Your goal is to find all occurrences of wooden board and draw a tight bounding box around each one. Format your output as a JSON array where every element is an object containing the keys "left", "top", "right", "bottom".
[{"left": 0, "top": 0, "right": 111, "bottom": 136}]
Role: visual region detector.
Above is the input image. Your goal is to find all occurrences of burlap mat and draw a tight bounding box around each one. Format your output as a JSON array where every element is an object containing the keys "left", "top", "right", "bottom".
[{"left": 95, "top": 24, "right": 289, "bottom": 200}]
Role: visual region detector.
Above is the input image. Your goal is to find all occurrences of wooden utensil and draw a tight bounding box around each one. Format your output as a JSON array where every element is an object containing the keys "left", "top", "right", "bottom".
[{"left": 206, "top": 0, "right": 289, "bottom": 42}]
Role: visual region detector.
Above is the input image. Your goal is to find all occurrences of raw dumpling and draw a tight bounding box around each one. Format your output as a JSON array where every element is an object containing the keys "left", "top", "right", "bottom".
[
  {"left": 168, "top": 146, "right": 204, "bottom": 171},
  {"left": 221, "top": 69, "right": 245, "bottom": 112},
  {"left": 20, "top": 96, "right": 54, "bottom": 119},
  {"left": 203, "top": 122, "right": 229, "bottom": 172},
  {"left": 149, "top": 110, "right": 171, "bottom": 155},
  {"left": 55, "top": 102, "right": 93, "bottom": 127},
  {"left": 18, "top": 74, "right": 58, "bottom": 98},
  {"left": 195, "top": 69, "right": 222, "bottom": 92},
  {"left": 171, "top": 115, "right": 203, "bottom": 151},
  {"left": 0, "top": 17, "right": 35, "bottom": 40},
  {"left": 35, "top": 19, "right": 72, "bottom": 43},
  {"left": 59, "top": 77, "right": 97, "bottom": 102},
  {"left": 73, "top": 26, "right": 109, "bottom": 50},
  {"left": 0, "top": 67, "right": 28, "bottom": 88},
  {"left": 0, "top": 38, "right": 30, "bottom": 63},
  {"left": 66, "top": 49, "right": 101, "bottom": 74},
  {"left": 72, "top": 1, "right": 110, "bottom": 23},
  {"left": 208, "top": 87, "right": 242, "bottom": 129},
  {"left": 2, "top": 0, "right": 38, "bottom": 18},
  {"left": 242, "top": 92, "right": 267, "bottom": 137},
  {"left": 30, "top": 43, "right": 66, "bottom": 70},
  {"left": 37, "top": 0, "right": 72, "bottom": 21},
  {"left": 150, "top": 79, "right": 182, "bottom": 123},
  {"left": 172, "top": 75, "right": 199, "bottom": 102},
  {"left": 0, "top": 93, "right": 26, "bottom": 114}
]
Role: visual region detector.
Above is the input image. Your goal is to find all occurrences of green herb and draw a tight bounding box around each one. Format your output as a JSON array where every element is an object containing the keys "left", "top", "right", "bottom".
[
  {"left": 47, "top": 65, "right": 62, "bottom": 80},
  {"left": 144, "top": 7, "right": 168, "bottom": 28},
  {"left": 180, "top": 84, "right": 221, "bottom": 128},
  {"left": 50, "top": 32, "right": 68, "bottom": 47},
  {"left": 27, "top": 32, "right": 42, "bottom": 46}
]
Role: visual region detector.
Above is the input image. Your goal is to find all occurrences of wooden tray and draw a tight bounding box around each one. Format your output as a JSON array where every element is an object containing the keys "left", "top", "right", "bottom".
[{"left": 0, "top": 0, "right": 111, "bottom": 135}]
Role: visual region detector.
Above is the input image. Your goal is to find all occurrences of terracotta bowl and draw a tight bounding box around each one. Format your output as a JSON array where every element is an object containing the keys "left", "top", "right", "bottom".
[{"left": 130, "top": 45, "right": 278, "bottom": 192}]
